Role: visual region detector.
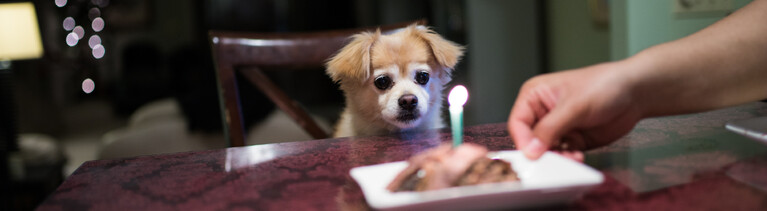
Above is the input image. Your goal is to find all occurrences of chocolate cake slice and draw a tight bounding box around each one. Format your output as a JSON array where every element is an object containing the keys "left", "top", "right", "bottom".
[{"left": 386, "top": 143, "right": 519, "bottom": 192}]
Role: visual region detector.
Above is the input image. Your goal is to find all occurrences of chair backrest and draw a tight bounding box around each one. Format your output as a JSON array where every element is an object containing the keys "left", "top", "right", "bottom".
[{"left": 209, "top": 20, "right": 424, "bottom": 147}]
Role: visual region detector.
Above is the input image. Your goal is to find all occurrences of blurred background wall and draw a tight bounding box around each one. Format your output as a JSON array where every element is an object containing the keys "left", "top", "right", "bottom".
[
  {"left": 465, "top": 0, "right": 542, "bottom": 125},
  {"left": 611, "top": 0, "right": 752, "bottom": 60}
]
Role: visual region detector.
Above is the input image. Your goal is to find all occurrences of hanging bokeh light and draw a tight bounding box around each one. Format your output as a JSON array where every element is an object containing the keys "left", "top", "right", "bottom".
[
  {"left": 66, "top": 32, "right": 79, "bottom": 46},
  {"left": 73, "top": 26, "right": 84, "bottom": 40},
  {"left": 88, "top": 35, "right": 101, "bottom": 49},
  {"left": 61, "top": 0, "right": 108, "bottom": 61},
  {"left": 55, "top": 0, "right": 67, "bottom": 7},
  {"left": 63, "top": 17, "right": 75, "bottom": 31},
  {"left": 92, "top": 44, "right": 105, "bottom": 59},
  {"left": 81, "top": 78, "right": 95, "bottom": 94},
  {"left": 88, "top": 8, "right": 101, "bottom": 20},
  {"left": 91, "top": 17, "right": 104, "bottom": 32}
]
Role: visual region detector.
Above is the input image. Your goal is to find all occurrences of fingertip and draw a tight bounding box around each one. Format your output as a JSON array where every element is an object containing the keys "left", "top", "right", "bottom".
[
  {"left": 509, "top": 119, "right": 534, "bottom": 150},
  {"left": 522, "top": 138, "right": 547, "bottom": 160}
]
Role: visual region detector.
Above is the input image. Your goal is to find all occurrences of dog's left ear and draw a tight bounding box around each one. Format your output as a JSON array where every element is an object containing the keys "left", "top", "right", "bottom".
[
  {"left": 410, "top": 25, "right": 464, "bottom": 82},
  {"left": 326, "top": 30, "right": 380, "bottom": 84}
]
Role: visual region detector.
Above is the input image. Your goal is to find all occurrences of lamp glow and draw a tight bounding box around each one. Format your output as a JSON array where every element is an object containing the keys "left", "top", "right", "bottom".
[
  {"left": 0, "top": 2, "right": 44, "bottom": 60},
  {"left": 448, "top": 85, "right": 469, "bottom": 147}
]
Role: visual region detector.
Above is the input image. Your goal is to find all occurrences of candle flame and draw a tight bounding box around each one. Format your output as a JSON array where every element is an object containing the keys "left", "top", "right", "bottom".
[{"left": 448, "top": 85, "right": 468, "bottom": 106}]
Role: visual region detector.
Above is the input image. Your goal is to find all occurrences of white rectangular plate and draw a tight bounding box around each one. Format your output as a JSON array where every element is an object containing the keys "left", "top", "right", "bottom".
[{"left": 349, "top": 151, "right": 604, "bottom": 210}]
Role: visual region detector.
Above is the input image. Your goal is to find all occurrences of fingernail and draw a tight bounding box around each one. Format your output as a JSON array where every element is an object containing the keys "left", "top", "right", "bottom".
[{"left": 524, "top": 138, "right": 547, "bottom": 159}]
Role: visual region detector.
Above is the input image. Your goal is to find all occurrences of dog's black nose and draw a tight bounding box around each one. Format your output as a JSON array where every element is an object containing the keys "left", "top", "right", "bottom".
[{"left": 398, "top": 94, "right": 418, "bottom": 110}]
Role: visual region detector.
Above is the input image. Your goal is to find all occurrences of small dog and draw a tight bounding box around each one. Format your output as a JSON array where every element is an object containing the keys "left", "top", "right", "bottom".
[{"left": 326, "top": 25, "right": 464, "bottom": 137}]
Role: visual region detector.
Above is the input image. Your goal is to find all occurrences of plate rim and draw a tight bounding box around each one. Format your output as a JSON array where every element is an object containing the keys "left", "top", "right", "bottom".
[{"left": 349, "top": 150, "right": 604, "bottom": 210}]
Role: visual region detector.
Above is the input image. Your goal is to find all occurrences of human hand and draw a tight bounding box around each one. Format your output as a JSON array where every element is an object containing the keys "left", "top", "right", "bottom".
[{"left": 507, "top": 61, "right": 644, "bottom": 161}]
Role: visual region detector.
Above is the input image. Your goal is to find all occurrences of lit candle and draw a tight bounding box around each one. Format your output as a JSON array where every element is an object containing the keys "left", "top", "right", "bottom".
[{"left": 448, "top": 85, "right": 468, "bottom": 147}]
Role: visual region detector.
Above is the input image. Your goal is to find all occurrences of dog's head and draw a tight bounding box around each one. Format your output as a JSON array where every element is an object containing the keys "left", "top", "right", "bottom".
[{"left": 326, "top": 25, "right": 463, "bottom": 129}]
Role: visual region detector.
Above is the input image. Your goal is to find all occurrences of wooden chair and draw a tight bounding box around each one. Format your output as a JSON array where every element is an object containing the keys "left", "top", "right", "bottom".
[{"left": 209, "top": 20, "right": 424, "bottom": 147}]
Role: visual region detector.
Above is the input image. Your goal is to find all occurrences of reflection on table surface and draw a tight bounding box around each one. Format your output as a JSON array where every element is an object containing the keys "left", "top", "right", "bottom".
[
  {"left": 38, "top": 102, "right": 767, "bottom": 210},
  {"left": 587, "top": 102, "right": 767, "bottom": 192}
]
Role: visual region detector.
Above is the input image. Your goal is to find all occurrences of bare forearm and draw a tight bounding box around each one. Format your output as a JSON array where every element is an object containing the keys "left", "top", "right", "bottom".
[{"left": 627, "top": 0, "right": 767, "bottom": 117}]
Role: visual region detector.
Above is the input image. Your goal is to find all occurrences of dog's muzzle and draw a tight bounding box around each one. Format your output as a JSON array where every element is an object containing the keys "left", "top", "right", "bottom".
[
  {"left": 398, "top": 94, "right": 418, "bottom": 111},
  {"left": 397, "top": 94, "right": 420, "bottom": 122}
]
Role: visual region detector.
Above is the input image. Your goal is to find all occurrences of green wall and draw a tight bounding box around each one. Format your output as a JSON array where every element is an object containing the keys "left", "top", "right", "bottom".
[
  {"left": 546, "top": 0, "right": 610, "bottom": 72},
  {"left": 612, "top": 0, "right": 753, "bottom": 60},
  {"left": 466, "top": 0, "right": 542, "bottom": 125}
]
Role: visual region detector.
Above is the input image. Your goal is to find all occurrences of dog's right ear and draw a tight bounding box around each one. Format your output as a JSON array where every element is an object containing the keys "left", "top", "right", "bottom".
[{"left": 326, "top": 30, "right": 380, "bottom": 83}]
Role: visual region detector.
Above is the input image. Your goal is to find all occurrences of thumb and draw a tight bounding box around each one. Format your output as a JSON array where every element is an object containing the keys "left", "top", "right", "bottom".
[{"left": 528, "top": 103, "right": 582, "bottom": 159}]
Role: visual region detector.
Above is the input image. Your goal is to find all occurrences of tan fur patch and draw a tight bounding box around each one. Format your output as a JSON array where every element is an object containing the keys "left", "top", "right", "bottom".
[
  {"left": 326, "top": 25, "right": 464, "bottom": 83},
  {"left": 325, "top": 30, "right": 380, "bottom": 83},
  {"left": 371, "top": 32, "right": 430, "bottom": 77}
]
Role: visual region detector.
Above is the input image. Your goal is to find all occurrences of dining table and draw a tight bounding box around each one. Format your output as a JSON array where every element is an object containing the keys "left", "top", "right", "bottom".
[{"left": 37, "top": 102, "right": 767, "bottom": 210}]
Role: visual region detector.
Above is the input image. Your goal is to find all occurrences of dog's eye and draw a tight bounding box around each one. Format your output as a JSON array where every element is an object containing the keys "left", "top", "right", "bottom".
[
  {"left": 415, "top": 71, "right": 429, "bottom": 85},
  {"left": 374, "top": 75, "right": 392, "bottom": 90}
]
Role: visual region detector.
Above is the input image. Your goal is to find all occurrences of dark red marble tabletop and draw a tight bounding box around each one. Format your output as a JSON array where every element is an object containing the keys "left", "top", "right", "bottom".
[{"left": 38, "top": 102, "right": 767, "bottom": 210}]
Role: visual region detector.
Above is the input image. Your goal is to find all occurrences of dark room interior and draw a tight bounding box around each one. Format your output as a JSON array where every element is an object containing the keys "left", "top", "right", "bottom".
[{"left": 3, "top": 0, "right": 766, "bottom": 210}]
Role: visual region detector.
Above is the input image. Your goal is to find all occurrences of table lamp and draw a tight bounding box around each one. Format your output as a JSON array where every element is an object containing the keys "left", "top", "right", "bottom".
[
  {"left": 0, "top": 2, "right": 43, "bottom": 62},
  {"left": 0, "top": 1, "right": 44, "bottom": 163}
]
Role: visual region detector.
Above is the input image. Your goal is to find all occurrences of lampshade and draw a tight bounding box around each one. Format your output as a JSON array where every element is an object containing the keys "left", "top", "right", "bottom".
[{"left": 0, "top": 2, "right": 43, "bottom": 61}]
